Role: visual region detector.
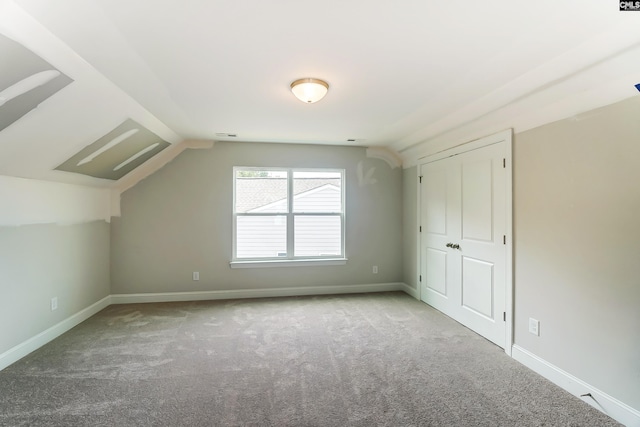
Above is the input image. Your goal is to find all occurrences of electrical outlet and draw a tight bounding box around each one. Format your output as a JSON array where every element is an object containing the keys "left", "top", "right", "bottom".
[
  {"left": 372, "top": 265, "right": 378, "bottom": 274},
  {"left": 529, "top": 318, "right": 540, "bottom": 336},
  {"left": 192, "top": 271, "right": 200, "bottom": 281},
  {"left": 51, "top": 297, "right": 58, "bottom": 311}
]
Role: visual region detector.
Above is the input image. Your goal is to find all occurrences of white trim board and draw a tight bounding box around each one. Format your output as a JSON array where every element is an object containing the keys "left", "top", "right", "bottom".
[
  {"left": 512, "top": 345, "right": 640, "bottom": 427},
  {"left": 400, "top": 283, "right": 419, "bottom": 300},
  {"left": 416, "top": 129, "right": 512, "bottom": 165},
  {"left": 0, "top": 296, "right": 111, "bottom": 372},
  {"left": 403, "top": 129, "right": 513, "bottom": 168},
  {"left": 0, "top": 283, "right": 413, "bottom": 372},
  {"left": 111, "top": 282, "right": 408, "bottom": 304}
]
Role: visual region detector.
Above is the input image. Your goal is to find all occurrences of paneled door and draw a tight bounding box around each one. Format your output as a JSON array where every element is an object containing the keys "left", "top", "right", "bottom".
[{"left": 420, "top": 140, "right": 508, "bottom": 348}]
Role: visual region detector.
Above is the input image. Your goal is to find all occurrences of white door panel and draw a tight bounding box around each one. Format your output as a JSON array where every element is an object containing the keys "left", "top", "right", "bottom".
[
  {"left": 461, "top": 256, "right": 494, "bottom": 319},
  {"left": 421, "top": 158, "right": 459, "bottom": 314},
  {"left": 423, "top": 166, "right": 448, "bottom": 236},
  {"left": 425, "top": 248, "right": 447, "bottom": 296},
  {"left": 462, "top": 157, "right": 493, "bottom": 242}
]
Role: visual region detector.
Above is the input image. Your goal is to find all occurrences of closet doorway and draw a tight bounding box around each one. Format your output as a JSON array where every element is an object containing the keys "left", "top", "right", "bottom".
[{"left": 419, "top": 131, "right": 512, "bottom": 350}]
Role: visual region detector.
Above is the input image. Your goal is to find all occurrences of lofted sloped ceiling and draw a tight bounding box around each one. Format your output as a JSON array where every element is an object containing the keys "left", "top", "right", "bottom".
[{"left": 1, "top": 0, "right": 640, "bottom": 188}]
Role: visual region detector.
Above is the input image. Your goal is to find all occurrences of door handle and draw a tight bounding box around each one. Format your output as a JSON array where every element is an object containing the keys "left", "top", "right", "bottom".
[
  {"left": 446, "top": 243, "right": 461, "bottom": 250},
  {"left": 446, "top": 243, "right": 453, "bottom": 248}
]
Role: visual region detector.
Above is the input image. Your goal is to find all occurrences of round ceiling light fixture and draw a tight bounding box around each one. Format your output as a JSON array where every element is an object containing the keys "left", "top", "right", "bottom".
[{"left": 290, "top": 78, "right": 329, "bottom": 104}]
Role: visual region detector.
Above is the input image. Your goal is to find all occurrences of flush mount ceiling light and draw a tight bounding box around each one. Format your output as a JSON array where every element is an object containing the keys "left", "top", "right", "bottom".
[{"left": 290, "top": 78, "right": 329, "bottom": 103}]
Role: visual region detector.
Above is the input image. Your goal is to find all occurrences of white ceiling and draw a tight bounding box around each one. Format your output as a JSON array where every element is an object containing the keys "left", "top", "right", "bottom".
[{"left": 1, "top": 0, "right": 640, "bottom": 187}]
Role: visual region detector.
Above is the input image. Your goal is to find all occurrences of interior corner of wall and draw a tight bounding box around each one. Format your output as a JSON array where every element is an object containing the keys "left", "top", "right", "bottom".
[
  {"left": 400, "top": 154, "right": 418, "bottom": 169},
  {"left": 365, "top": 147, "right": 402, "bottom": 169},
  {"left": 109, "top": 189, "right": 121, "bottom": 220},
  {"left": 184, "top": 139, "right": 215, "bottom": 150}
]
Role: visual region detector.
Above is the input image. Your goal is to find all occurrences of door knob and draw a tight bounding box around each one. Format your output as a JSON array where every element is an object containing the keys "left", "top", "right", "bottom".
[
  {"left": 446, "top": 243, "right": 453, "bottom": 248},
  {"left": 452, "top": 244, "right": 460, "bottom": 250}
]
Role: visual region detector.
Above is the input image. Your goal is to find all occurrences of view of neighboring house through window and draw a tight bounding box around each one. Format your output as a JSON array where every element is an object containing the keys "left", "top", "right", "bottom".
[{"left": 233, "top": 168, "right": 344, "bottom": 261}]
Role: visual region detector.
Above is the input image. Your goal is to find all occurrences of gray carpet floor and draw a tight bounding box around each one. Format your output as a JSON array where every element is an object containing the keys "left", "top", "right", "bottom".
[{"left": 0, "top": 292, "right": 620, "bottom": 426}]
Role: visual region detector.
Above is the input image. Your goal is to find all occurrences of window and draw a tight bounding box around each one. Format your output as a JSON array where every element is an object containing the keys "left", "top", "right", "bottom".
[{"left": 232, "top": 168, "right": 345, "bottom": 265}]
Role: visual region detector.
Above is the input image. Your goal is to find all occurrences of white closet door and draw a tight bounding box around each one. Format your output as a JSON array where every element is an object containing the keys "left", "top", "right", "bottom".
[{"left": 420, "top": 141, "right": 507, "bottom": 348}]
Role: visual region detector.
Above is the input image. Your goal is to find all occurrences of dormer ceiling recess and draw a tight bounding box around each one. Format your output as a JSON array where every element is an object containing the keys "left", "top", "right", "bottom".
[
  {"left": 0, "top": 33, "right": 72, "bottom": 133},
  {"left": 56, "top": 119, "right": 170, "bottom": 181}
]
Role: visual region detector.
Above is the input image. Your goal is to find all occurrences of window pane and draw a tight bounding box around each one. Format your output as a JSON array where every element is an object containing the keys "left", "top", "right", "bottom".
[
  {"left": 293, "top": 171, "right": 342, "bottom": 213},
  {"left": 294, "top": 215, "right": 342, "bottom": 257},
  {"left": 235, "top": 170, "right": 288, "bottom": 213},
  {"left": 236, "top": 216, "right": 286, "bottom": 258}
]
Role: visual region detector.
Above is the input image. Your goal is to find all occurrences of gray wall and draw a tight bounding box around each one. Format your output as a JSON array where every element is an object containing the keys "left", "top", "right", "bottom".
[
  {"left": 402, "top": 166, "right": 418, "bottom": 290},
  {"left": 0, "top": 221, "right": 110, "bottom": 355},
  {"left": 111, "top": 141, "right": 403, "bottom": 294},
  {"left": 513, "top": 96, "right": 640, "bottom": 409},
  {"left": 401, "top": 96, "right": 640, "bottom": 409}
]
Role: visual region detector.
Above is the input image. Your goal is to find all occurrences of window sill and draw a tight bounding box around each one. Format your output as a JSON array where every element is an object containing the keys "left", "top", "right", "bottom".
[{"left": 229, "top": 258, "right": 348, "bottom": 269}]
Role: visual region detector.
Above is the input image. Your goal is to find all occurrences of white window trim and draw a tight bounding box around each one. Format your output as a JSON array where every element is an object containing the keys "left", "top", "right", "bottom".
[
  {"left": 232, "top": 167, "right": 346, "bottom": 266},
  {"left": 230, "top": 258, "right": 348, "bottom": 269}
]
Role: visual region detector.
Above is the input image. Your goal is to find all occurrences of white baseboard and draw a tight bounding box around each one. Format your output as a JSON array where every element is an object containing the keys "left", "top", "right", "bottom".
[
  {"left": 400, "top": 282, "right": 419, "bottom": 299},
  {"left": 111, "top": 282, "right": 408, "bottom": 304},
  {"left": 0, "top": 295, "right": 111, "bottom": 372},
  {"left": 512, "top": 345, "right": 640, "bottom": 427},
  {"left": 0, "top": 283, "right": 458, "bottom": 376},
  {"left": 1, "top": 284, "right": 413, "bottom": 372}
]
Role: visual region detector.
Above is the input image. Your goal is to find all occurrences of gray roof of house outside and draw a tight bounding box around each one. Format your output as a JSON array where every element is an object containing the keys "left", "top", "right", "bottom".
[{"left": 236, "top": 178, "right": 341, "bottom": 212}]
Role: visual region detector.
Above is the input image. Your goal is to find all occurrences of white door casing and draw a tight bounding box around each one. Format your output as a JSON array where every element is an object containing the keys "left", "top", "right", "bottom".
[{"left": 419, "top": 131, "right": 512, "bottom": 351}]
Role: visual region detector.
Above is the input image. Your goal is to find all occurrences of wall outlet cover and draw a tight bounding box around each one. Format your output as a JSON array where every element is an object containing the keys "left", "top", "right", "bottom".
[{"left": 529, "top": 318, "right": 540, "bottom": 336}]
